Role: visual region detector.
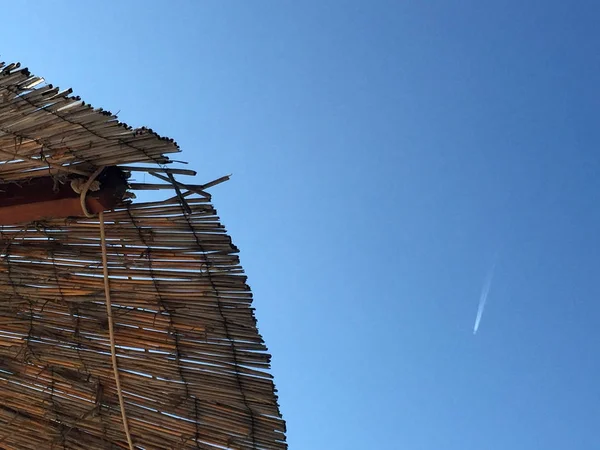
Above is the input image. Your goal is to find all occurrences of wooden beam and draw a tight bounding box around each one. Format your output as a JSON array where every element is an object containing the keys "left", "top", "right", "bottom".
[
  {"left": 0, "top": 196, "right": 111, "bottom": 225},
  {"left": 0, "top": 167, "right": 127, "bottom": 225}
]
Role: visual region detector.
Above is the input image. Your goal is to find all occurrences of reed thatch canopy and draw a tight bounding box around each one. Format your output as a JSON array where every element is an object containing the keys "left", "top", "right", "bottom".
[{"left": 0, "top": 62, "right": 286, "bottom": 449}]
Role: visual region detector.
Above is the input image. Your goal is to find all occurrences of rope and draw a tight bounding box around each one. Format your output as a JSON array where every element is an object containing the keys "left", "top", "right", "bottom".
[
  {"left": 79, "top": 166, "right": 105, "bottom": 218},
  {"left": 83, "top": 166, "right": 134, "bottom": 449},
  {"left": 99, "top": 210, "right": 135, "bottom": 450}
]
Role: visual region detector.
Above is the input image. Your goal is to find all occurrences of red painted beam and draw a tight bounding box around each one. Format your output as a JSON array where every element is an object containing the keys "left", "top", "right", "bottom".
[{"left": 0, "top": 167, "right": 128, "bottom": 225}]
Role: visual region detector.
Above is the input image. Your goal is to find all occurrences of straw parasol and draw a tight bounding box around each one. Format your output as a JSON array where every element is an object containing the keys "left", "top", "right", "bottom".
[{"left": 0, "top": 62, "right": 286, "bottom": 449}]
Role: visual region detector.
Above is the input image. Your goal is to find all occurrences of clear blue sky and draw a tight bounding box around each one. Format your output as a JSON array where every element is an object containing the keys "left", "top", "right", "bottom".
[{"left": 4, "top": 1, "right": 600, "bottom": 448}]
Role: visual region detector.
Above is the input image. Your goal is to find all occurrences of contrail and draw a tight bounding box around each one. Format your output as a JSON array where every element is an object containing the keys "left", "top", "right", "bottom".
[{"left": 473, "top": 261, "right": 496, "bottom": 335}]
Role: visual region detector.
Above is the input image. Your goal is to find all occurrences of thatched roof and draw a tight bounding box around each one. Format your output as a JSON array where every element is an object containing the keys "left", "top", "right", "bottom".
[{"left": 0, "top": 62, "right": 286, "bottom": 449}]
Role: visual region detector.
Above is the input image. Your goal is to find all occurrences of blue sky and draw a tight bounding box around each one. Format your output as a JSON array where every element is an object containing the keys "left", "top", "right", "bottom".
[{"left": 4, "top": 1, "right": 600, "bottom": 448}]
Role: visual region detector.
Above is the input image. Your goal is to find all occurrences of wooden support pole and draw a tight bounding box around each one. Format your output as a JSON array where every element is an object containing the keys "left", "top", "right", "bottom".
[{"left": 0, "top": 167, "right": 128, "bottom": 225}]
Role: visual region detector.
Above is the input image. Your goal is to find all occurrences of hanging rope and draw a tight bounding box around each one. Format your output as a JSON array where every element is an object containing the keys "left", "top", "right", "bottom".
[
  {"left": 81, "top": 166, "right": 134, "bottom": 449},
  {"left": 99, "top": 210, "right": 135, "bottom": 450}
]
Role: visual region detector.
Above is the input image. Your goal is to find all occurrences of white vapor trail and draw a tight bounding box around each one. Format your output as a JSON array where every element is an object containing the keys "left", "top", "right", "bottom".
[{"left": 473, "top": 261, "right": 496, "bottom": 335}]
